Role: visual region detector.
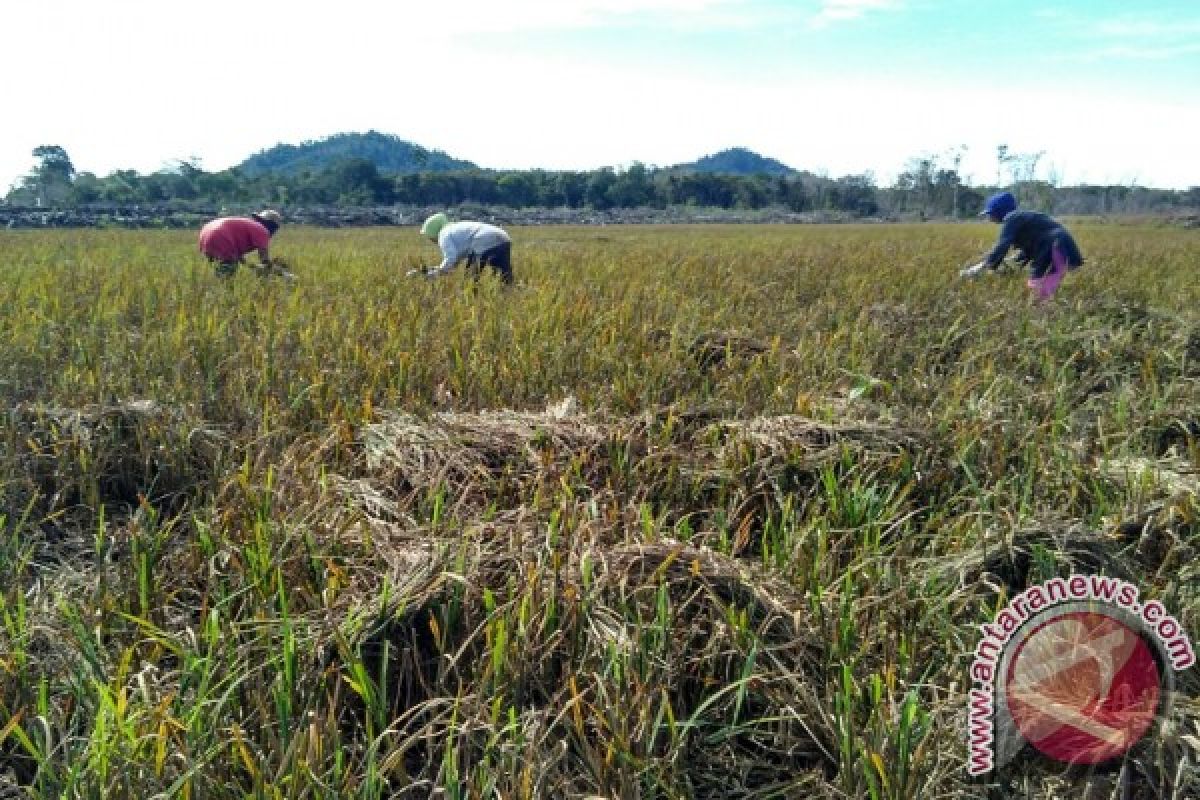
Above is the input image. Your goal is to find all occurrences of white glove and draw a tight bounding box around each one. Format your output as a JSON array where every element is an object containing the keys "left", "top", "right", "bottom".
[{"left": 959, "top": 262, "right": 985, "bottom": 279}]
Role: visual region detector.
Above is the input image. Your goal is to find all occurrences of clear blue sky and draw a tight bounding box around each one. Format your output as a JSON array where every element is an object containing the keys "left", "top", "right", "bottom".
[{"left": 3, "top": 0, "right": 1198, "bottom": 191}]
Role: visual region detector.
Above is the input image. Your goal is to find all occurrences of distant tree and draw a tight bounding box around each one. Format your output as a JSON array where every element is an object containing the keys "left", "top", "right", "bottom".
[
  {"left": 33, "top": 145, "right": 75, "bottom": 183},
  {"left": 894, "top": 156, "right": 936, "bottom": 215},
  {"left": 776, "top": 176, "right": 808, "bottom": 212},
  {"left": 318, "top": 158, "right": 393, "bottom": 205},
  {"left": 102, "top": 170, "right": 144, "bottom": 204},
  {"left": 957, "top": 187, "right": 984, "bottom": 218},
  {"left": 160, "top": 159, "right": 203, "bottom": 201},
  {"left": 931, "top": 169, "right": 963, "bottom": 216},
  {"left": 553, "top": 172, "right": 588, "bottom": 208},
  {"left": 456, "top": 171, "right": 501, "bottom": 205},
  {"left": 497, "top": 172, "right": 540, "bottom": 207},
  {"left": 995, "top": 144, "right": 1044, "bottom": 203},
  {"left": 138, "top": 172, "right": 172, "bottom": 203},
  {"left": 834, "top": 174, "right": 878, "bottom": 215},
  {"left": 732, "top": 174, "right": 772, "bottom": 209},
  {"left": 417, "top": 173, "right": 465, "bottom": 206},
  {"left": 392, "top": 173, "right": 421, "bottom": 205},
  {"left": 995, "top": 144, "right": 1011, "bottom": 187},
  {"left": 673, "top": 173, "right": 735, "bottom": 207},
  {"left": 945, "top": 145, "right": 967, "bottom": 217},
  {"left": 14, "top": 145, "right": 77, "bottom": 205},
  {"left": 585, "top": 168, "right": 617, "bottom": 210},
  {"left": 1011, "top": 150, "right": 1044, "bottom": 206},
  {"left": 195, "top": 169, "right": 241, "bottom": 204},
  {"left": 608, "top": 163, "right": 655, "bottom": 208},
  {"left": 70, "top": 172, "right": 104, "bottom": 205}
]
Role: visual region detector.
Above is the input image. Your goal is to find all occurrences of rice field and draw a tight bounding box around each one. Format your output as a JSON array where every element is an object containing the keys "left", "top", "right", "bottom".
[{"left": 0, "top": 222, "right": 1197, "bottom": 798}]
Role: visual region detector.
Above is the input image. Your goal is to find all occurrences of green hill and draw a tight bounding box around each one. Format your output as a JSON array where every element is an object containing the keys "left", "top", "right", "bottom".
[
  {"left": 675, "top": 147, "right": 797, "bottom": 176},
  {"left": 238, "top": 131, "right": 477, "bottom": 176}
]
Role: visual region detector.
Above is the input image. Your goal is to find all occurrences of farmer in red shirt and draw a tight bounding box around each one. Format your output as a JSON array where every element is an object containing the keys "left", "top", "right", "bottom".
[{"left": 198, "top": 210, "right": 288, "bottom": 277}]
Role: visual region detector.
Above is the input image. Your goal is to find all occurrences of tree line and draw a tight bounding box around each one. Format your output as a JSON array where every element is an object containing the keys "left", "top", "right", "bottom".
[{"left": 5, "top": 145, "right": 1198, "bottom": 217}]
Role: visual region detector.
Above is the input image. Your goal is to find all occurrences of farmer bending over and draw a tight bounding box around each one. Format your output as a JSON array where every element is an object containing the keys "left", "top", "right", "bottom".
[
  {"left": 410, "top": 213, "right": 513, "bottom": 284},
  {"left": 960, "top": 192, "right": 1083, "bottom": 301},
  {"left": 198, "top": 209, "right": 291, "bottom": 278}
]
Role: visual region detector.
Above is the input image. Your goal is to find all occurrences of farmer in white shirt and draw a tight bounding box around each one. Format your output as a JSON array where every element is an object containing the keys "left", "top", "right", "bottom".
[{"left": 410, "top": 213, "right": 514, "bottom": 284}]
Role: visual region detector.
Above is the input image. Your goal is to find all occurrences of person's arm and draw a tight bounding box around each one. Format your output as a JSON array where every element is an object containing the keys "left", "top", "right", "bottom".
[
  {"left": 961, "top": 218, "right": 1017, "bottom": 278},
  {"left": 425, "top": 235, "right": 462, "bottom": 276},
  {"left": 982, "top": 218, "right": 1017, "bottom": 269},
  {"left": 247, "top": 221, "right": 272, "bottom": 266}
]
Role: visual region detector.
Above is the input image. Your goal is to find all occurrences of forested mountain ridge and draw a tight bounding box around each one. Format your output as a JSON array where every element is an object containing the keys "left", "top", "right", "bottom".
[
  {"left": 238, "top": 131, "right": 477, "bottom": 176},
  {"left": 6, "top": 139, "right": 1197, "bottom": 218},
  {"left": 673, "top": 147, "right": 798, "bottom": 176}
]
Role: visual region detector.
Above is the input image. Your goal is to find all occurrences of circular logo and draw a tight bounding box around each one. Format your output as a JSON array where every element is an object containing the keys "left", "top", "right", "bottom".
[{"left": 1003, "top": 610, "right": 1162, "bottom": 765}]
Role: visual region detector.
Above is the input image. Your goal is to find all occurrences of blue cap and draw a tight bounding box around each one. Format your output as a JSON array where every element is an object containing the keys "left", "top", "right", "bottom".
[{"left": 981, "top": 191, "right": 1017, "bottom": 219}]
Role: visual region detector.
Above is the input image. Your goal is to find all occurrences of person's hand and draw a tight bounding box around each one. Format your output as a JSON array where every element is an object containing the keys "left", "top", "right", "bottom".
[{"left": 959, "top": 262, "right": 985, "bottom": 279}]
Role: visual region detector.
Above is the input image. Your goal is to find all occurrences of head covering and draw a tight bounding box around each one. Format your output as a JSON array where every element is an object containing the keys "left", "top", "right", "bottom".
[
  {"left": 251, "top": 209, "right": 283, "bottom": 234},
  {"left": 980, "top": 192, "right": 1017, "bottom": 220},
  {"left": 420, "top": 212, "right": 450, "bottom": 239}
]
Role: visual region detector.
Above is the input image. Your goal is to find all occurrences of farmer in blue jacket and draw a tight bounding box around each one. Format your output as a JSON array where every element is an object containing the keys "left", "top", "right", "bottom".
[{"left": 960, "top": 192, "right": 1083, "bottom": 301}]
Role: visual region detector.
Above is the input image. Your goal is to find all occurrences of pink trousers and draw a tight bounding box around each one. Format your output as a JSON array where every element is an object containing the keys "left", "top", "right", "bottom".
[{"left": 1026, "top": 243, "right": 1068, "bottom": 301}]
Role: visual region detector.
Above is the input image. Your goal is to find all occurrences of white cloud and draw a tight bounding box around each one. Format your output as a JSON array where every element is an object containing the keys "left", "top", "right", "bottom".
[
  {"left": 810, "top": 0, "right": 900, "bottom": 28},
  {"left": 1073, "top": 15, "right": 1200, "bottom": 61},
  {"left": 1090, "top": 17, "right": 1200, "bottom": 39},
  {"left": 1087, "top": 42, "right": 1200, "bottom": 61},
  {"left": 398, "top": 0, "right": 751, "bottom": 35}
]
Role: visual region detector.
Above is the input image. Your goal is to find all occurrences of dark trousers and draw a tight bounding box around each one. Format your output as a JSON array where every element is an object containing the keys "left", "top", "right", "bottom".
[
  {"left": 1029, "top": 229, "right": 1084, "bottom": 278},
  {"left": 466, "top": 242, "right": 513, "bottom": 284}
]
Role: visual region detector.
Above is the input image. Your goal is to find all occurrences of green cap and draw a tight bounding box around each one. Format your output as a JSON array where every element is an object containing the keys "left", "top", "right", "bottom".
[{"left": 420, "top": 212, "right": 449, "bottom": 239}]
